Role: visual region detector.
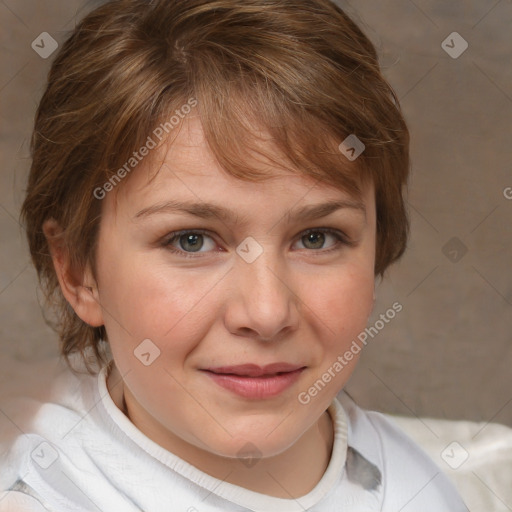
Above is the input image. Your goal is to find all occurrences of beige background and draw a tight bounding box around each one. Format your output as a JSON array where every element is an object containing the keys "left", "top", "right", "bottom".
[{"left": 0, "top": 0, "right": 511, "bottom": 430}]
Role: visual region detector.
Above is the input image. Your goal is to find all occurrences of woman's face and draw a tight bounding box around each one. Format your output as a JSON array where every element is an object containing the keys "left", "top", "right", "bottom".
[{"left": 94, "top": 115, "right": 376, "bottom": 461}]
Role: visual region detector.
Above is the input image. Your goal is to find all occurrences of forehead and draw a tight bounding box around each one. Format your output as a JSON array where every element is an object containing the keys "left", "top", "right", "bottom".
[{"left": 109, "top": 115, "right": 374, "bottom": 220}]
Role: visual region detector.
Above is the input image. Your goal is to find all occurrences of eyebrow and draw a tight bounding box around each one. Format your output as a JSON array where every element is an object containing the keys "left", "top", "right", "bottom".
[{"left": 134, "top": 198, "right": 366, "bottom": 224}]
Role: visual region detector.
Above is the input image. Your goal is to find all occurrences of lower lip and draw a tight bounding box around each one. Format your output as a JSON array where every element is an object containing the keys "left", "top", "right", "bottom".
[{"left": 203, "top": 369, "right": 305, "bottom": 399}]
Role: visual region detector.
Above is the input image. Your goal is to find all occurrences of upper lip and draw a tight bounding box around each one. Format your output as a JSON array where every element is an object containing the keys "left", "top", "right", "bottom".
[{"left": 204, "top": 363, "right": 305, "bottom": 377}]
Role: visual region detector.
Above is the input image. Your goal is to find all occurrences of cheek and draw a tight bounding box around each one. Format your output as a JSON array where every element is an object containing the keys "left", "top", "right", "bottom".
[
  {"left": 305, "top": 264, "right": 375, "bottom": 340},
  {"left": 295, "top": 267, "right": 374, "bottom": 409},
  {"left": 96, "top": 251, "right": 221, "bottom": 351}
]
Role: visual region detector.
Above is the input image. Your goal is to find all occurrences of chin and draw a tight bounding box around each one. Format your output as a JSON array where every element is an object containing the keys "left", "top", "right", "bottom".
[{"left": 191, "top": 417, "right": 307, "bottom": 461}]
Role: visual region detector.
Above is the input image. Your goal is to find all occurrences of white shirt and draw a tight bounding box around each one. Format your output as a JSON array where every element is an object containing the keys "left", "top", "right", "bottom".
[{"left": 0, "top": 362, "right": 467, "bottom": 511}]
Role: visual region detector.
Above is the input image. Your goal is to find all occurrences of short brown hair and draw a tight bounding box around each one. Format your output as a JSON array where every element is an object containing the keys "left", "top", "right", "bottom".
[{"left": 21, "top": 0, "right": 410, "bottom": 370}]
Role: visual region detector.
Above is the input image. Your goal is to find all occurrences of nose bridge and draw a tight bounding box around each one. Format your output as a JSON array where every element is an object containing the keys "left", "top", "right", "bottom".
[
  {"left": 246, "top": 248, "right": 284, "bottom": 296},
  {"left": 228, "top": 240, "right": 297, "bottom": 339},
  {"left": 241, "top": 242, "right": 288, "bottom": 303}
]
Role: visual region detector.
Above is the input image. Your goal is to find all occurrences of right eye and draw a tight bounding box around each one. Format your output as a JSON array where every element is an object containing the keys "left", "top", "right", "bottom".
[{"left": 162, "top": 229, "right": 218, "bottom": 257}]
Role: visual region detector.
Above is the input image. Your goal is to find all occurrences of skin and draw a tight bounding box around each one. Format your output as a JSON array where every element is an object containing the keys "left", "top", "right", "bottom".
[{"left": 45, "top": 115, "right": 376, "bottom": 499}]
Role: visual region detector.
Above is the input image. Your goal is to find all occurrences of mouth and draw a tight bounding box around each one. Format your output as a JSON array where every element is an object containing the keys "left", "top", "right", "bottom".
[
  {"left": 204, "top": 363, "right": 305, "bottom": 377},
  {"left": 201, "top": 363, "right": 306, "bottom": 399}
]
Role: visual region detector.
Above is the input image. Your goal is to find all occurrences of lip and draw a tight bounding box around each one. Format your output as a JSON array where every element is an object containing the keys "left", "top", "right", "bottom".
[
  {"left": 202, "top": 363, "right": 306, "bottom": 399},
  {"left": 206, "top": 363, "right": 304, "bottom": 377}
]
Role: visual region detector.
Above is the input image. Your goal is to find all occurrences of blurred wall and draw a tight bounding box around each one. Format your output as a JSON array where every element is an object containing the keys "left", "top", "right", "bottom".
[{"left": 0, "top": 0, "right": 511, "bottom": 426}]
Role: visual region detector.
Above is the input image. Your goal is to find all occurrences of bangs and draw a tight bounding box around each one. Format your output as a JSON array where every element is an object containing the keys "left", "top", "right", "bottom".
[{"left": 195, "top": 79, "right": 369, "bottom": 201}]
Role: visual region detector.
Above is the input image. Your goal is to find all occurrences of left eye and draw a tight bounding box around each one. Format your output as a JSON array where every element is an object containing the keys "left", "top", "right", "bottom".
[{"left": 293, "top": 229, "right": 346, "bottom": 251}]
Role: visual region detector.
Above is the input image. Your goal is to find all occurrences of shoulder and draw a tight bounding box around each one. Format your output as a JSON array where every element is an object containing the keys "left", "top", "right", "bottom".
[
  {"left": 1, "top": 363, "right": 96, "bottom": 450},
  {"left": 0, "top": 362, "right": 100, "bottom": 495},
  {"left": 337, "top": 392, "right": 469, "bottom": 511}
]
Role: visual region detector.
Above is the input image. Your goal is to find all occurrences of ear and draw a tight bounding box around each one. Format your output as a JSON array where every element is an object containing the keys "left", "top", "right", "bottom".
[{"left": 43, "top": 219, "right": 104, "bottom": 327}]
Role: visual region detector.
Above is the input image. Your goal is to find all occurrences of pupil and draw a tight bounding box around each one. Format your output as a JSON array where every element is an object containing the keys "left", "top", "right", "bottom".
[
  {"left": 305, "top": 232, "right": 325, "bottom": 249},
  {"left": 181, "top": 234, "right": 202, "bottom": 252}
]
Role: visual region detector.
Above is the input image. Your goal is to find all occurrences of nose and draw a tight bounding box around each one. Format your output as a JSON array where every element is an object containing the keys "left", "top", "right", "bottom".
[{"left": 223, "top": 246, "right": 299, "bottom": 342}]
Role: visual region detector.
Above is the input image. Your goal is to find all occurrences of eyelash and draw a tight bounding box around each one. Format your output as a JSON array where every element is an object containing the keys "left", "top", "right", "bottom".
[{"left": 161, "top": 228, "right": 354, "bottom": 259}]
